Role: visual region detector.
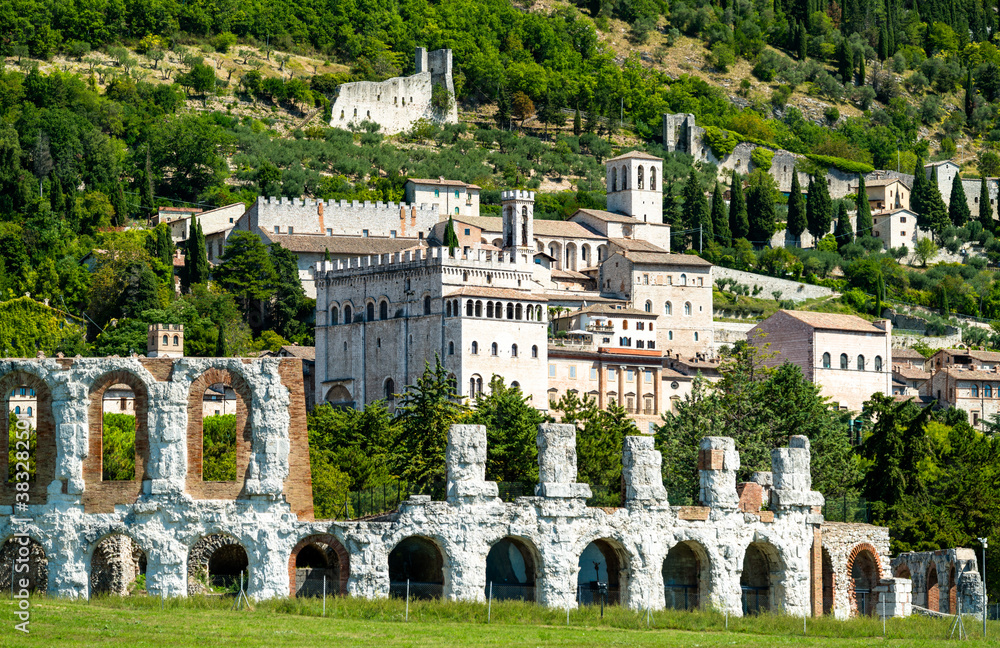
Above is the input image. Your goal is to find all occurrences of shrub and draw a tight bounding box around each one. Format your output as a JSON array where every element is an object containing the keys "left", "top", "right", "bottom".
[
  {"left": 853, "top": 85, "right": 876, "bottom": 110},
  {"left": 710, "top": 43, "right": 736, "bottom": 72},
  {"left": 750, "top": 147, "right": 774, "bottom": 171},
  {"left": 824, "top": 106, "right": 840, "bottom": 124},
  {"left": 771, "top": 84, "right": 792, "bottom": 108},
  {"left": 703, "top": 126, "right": 739, "bottom": 158},
  {"left": 804, "top": 154, "right": 874, "bottom": 174},
  {"left": 213, "top": 32, "right": 238, "bottom": 54}
]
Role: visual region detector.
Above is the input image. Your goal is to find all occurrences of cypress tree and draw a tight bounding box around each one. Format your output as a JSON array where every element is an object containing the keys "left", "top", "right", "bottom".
[
  {"left": 806, "top": 175, "right": 832, "bottom": 243},
  {"left": 729, "top": 172, "right": 750, "bottom": 240},
  {"left": 912, "top": 155, "right": 929, "bottom": 228},
  {"left": 682, "top": 169, "right": 712, "bottom": 245},
  {"left": 941, "top": 288, "right": 950, "bottom": 317},
  {"left": 747, "top": 173, "right": 777, "bottom": 245},
  {"left": 925, "top": 166, "right": 950, "bottom": 235},
  {"left": 142, "top": 145, "right": 155, "bottom": 221},
  {"left": 980, "top": 176, "right": 994, "bottom": 232},
  {"left": 157, "top": 223, "right": 174, "bottom": 267},
  {"left": 858, "top": 52, "right": 866, "bottom": 86},
  {"left": 711, "top": 181, "right": 730, "bottom": 245},
  {"left": 834, "top": 202, "right": 854, "bottom": 248},
  {"left": 837, "top": 40, "right": 854, "bottom": 85},
  {"left": 786, "top": 173, "right": 807, "bottom": 242},
  {"left": 183, "top": 216, "right": 210, "bottom": 290},
  {"left": 797, "top": 22, "right": 808, "bottom": 60},
  {"left": 573, "top": 107, "right": 582, "bottom": 136},
  {"left": 875, "top": 272, "right": 885, "bottom": 318},
  {"left": 965, "top": 68, "right": 975, "bottom": 120},
  {"left": 215, "top": 322, "right": 227, "bottom": 357},
  {"left": 444, "top": 216, "right": 460, "bottom": 250},
  {"left": 948, "top": 171, "right": 971, "bottom": 226},
  {"left": 855, "top": 174, "right": 874, "bottom": 238}
]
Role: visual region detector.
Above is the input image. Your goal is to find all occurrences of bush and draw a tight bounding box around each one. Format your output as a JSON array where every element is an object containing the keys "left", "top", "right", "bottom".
[
  {"left": 771, "top": 84, "right": 792, "bottom": 109},
  {"left": 213, "top": 32, "right": 238, "bottom": 54},
  {"left": 203, "top": 414, "right": 237, "bottom": 481},
  {"left": 710, "top": 43, "right": 736, "bottom": 72},
  {"left": 703, "top": 126, "right": 739, "bottom": 158},
  {"left": 805, "top": 153, "right": 874, "bottom": 174},
  {"left": 824, "top": 106, "right": 840, "bottom": 124},
  {"left": 812, "top": 71, "right": 843, "bottom": 100},
  {"left": 750, "top": 147, "right": 774, "bottom": 171},
  {"left": 102, "top": 413, "right": 135, "bottom": 481},
  {"left": 853, "top": 85, "right": 876, "bottom": 110}
]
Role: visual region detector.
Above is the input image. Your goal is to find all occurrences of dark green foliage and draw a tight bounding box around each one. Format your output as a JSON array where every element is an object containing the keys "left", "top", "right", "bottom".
[
  {"left": 268, "top": 242, "right": 313, "bottom": 343},
  {"left": 102, "top": 413, "right": 135, "bottom": 481},
  {"left": 182, "top": 216, "right": 210, "bottom": 291},
  {"left": 203, "top": 414, "right": 237, "bottom": 482},
  {"left": 468, "top": 376, "right": 544, "bottom": 483},
  {"left": 837, "top": 40, "right": 853, "bottom": 85},
  {"left": 682, "top": 169, "right": 712, "bottom": 244},
  {"left": 980, "top": 176, "right": 994, "bottom": 232},
  {"left": 214, "top": 231, "right": 278, "bottom": 320},
  {"left": 834, "top": 202, "right": 853, "bottom": 249},
  {"left": 948, "top": 171, "right": 971, "bottom": 227},
  {"left": 786, "top": 173, "right": 806, "bottom": 238},
  {"left": 710, "top": 181, "right": 730, "bottom": 245},
  {"left": 443, "top": 216, "right": 460, "bottom": 251},
  {"left": 855, "top": 174, "right": 873, "bottom": 238},
  {"left": 806, "top": 175, "right": 832, "bottom": 243},
  {"left": 746, "top": 171, "right": 777, "bottom": 245},
  {"left": 728, "top": 172, "right": 750, "bottom": 241}
]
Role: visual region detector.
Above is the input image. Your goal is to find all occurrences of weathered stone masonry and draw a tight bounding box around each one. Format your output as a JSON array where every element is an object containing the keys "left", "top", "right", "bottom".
[{"left": 1, "top": 357, "right": 896, "bottom": 617}]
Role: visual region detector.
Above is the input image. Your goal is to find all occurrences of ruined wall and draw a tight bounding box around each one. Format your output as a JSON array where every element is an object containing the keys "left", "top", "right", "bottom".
[
  {"left": 237, "top": 196, "right": 442, "bottom": 239},
  {"left": 891, "top": 549, "right": 984, "bottom": 615}
]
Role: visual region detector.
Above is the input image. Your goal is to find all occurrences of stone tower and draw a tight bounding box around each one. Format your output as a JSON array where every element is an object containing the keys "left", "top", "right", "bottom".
[
  {"left": 147, "top": 323, "right": 184, "bottom": 358},
  {"left": 501, "top": 189, "right": 535, "bottom": 263},
  {"left": 605, "top": 151, "right": 664, "bottom": 223}
]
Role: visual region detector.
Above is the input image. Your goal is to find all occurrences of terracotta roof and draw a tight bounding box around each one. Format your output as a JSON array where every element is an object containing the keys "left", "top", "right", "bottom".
[
  {"left": 773, "top": 310, "right": 886, "bottom": 333},
  {"left": 938, "top": 366, "right": 1000, "bottom": 380},
  {"left": 407, "top": 178, "right": 482, "bottom": 189},
  {"left": 454, "top": 215, "right": 501, "bottom": 232},
  {"left": 563, "top": 304, "right": 656, "bottom": 318},
  {"left": 892, "top": 364, "right": 930, "bottom": 380},
  {"left": 534, "top": 219, "right": 604, "bottom": 239},
  {"left": 573, "top": 208, "right": 638, "bottom": 224},
  {"left": 263, "top": 233, "right": 424, "bottom": 256},
  {"left": 621, "top": 250, "right": 712, "bottom": 267},
  {"left": 892, "top": 348, "right": 927, "bottom": 361},
  {"left": 551, "top": 268, "right": 590, "bottom": 280},
  {"left": 608, "top": 237, "right": 668, "bottom": 253},
  {"left": 279, "top": 345, "right": 316, "bottom": 361},
  {"left": 450, "top": 287, "right": 547, "bottom": 302},
  {"left": 606, "top": 150, "right": 663, "bottom": 163},
  {"left": 934, "top": 349, "right": 1000, "bottom": 362},
  {"left": 866, "top": 178, "right": 909, "bottom": 188},
  {"left": 159, "top": 206, "right": 202, "bottom": 213}
]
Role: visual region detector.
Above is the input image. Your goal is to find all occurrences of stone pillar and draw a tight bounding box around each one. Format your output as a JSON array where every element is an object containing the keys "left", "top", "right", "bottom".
[
  {"left": 622, "top": 436, "right": 668, "bottom": 505},
  {"left": 535, "top": 424, "right": 591, "bottom": 499},
  {"left": 875, "top": 577, "right": 912, "bottom": 618},
  {"left": 446, "top": 424, "right": 499, "bottom": 505},
  {"left": 698, "top": 437, "right": 738, "bottom": 508},
  {"left": 146, "top": 539, "right": 188, "bottom": 598},
  {"left": 770, "top": 436, "right": 824, "bottom": 510},
  {"left": 598, "top": 363, "right": 606, "bottom": 408},
  {"left": 959, "top": 570, "right": 985, "bottom": 617}
]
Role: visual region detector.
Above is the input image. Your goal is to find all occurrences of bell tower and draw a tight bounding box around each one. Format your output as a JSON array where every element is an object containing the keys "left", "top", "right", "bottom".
[{"left": 501, "top": 189, "right": 535, "bottom": 263}]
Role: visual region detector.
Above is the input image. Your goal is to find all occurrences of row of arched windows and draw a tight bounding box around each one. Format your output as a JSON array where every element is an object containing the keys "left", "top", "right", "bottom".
[
  {"left": 464, "top": 300, "right": 543, "bottom": 322},
  {"left": 822, "top": 353, "right": 884, "bottom": 372},
  {"left": 329, "top": 296, "right": 434, "bottom": 325},
  {"left": 468, "top": 341, "right": 539, "bottom": 359},
  {"left": 970, "top": 384, "right": 997, "bottom": 397},
  {"left": 657, "top": 301, "right": 692, "bottom": 316},
  {"left": 161, "top": 334, "right": 181, "bottom": 346},
  {"left": 609, "top": 165, "right": 657, "bottom": 192}
]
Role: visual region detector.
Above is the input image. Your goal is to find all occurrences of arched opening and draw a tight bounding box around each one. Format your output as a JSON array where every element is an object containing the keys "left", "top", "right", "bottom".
[
  {"left": 101, "top": 384, "right": 136, "bottom": 480},
  {"left": 384, "top": 378, "right": 396, "bottom": 403},
  {"left": 566, "top": 243, "right": 578, "bottom": 271},
  {"left": 0, "top": 536, "right": 47, "bottom": 595},
  {"left": 186, "top": 369, "right": 251, "bottom": 500},
  {"left": 1, "top": 373, "right": 55, "bottom": 507},
  {"left": 424, "top": 295, "right": 432, "bottom": 315},
  {"left": 650, "top": 167, "right": 657, "bottom": 190},
  {"left": 475, "top": 301, "right": 483, "bottom": 317},
  {"left": 515, "top": 303, "right": 523, "bottom": 320},
  {"left": 366, "top": 302, "right": 375, "bottom": 321},
  {"left": 84, "top": 372, "right": 149, "bottom": 513},
  {"left": 506, "top": 303, "right": 514, "bottom": 319},
  {"left": 578, "top": 539, "right": 628, "bottom": 606},
  {"left": 188, "top": 534, "right": 249, "bottom": 595},
  {"left": 289, "top": 534, "right": 348, "bottom": 597},
  {"left": 948, "top": 564, "right": 957, "bottom": 614},
  {"left": 343, "top": 304, "right": 353, "bottom": 323},
  {"left": 637, "top": 165, "right": 644, "bottom": 189},
  {"left": 389, "top": 536, "right": 445, "bottom": 600},
  {"left": 927, "top": 563, "right": 940, "bottom": 612},
  {"left": 611, "top": 167, "right": 618, "bottom": 192},
  {"left": 620, "top": 165, "right": 627, "bottom": 189},
  {"left": 662, "top": 541, "right": 707, "bottom": 610},
  {"left": 822, "top": 547, "right": 835, "bottom": 615},
  {"left": 548, "top": 242, "right": 562, "bottom": 269},
  {"left": 894, "top": 563, "right": 911, "bottom": 580},
  {"left": 325, "top": 385, "right": 353, "bottom": 409},
  {"left": 840, "top": 353, "right": 849, "bottom": 369},
  {"left": 90, "top": 534, "right": 146, "bottom": 597},
  {"left": 487, "top": 302, "right": 495, "bottom": 318},
  {"left": 741, "top": 543, "right": 778, "bottom": 615},
  {"left": 379, "top": 300, "right": 389, "bottom": 320},
  {"left": 330, "top": 305, "right": 340, "bottom": 325},
  {"left": 485, "top": 537, "right": 538, "bottom": 602},
  {"left": 850, "top": 548, "right": 880, "bottom": 616}
]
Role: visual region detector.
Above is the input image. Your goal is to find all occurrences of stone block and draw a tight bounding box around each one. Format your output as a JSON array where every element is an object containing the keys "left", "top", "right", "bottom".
[
  {"left": 698, "top": 437, "right": 738, "bottom": 508},
  {"left": 676, "top": 506, "right": 710, "bottom": 521},
  {"left": 622, "top": 436, "right": 667, "bottom": 504}
]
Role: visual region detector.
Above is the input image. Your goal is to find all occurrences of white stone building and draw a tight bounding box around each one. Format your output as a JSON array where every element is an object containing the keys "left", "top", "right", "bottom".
[{"left": 405, "top": 178, "right": 480, "bottom": 219}]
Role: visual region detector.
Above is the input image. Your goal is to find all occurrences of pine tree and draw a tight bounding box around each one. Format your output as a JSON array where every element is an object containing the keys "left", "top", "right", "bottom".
[
  {"left": 948, "top": 171, "right": 971, "bottom": 227},
  {"left": 786, "top": 173, "right": 807, "bottom": 241},
  {"left": 729, "top": 172, "right": 750, "bottom": 241},
  {"left": 183, "top": 215, "right": 210, "bottom": 290},
  {"left": 834, "top": 202, "right": 854, "bottom": 248},
  {"left": 925, "top": 167, "right": 951, "bottom": 236},
  {"left": 979, "top": 176, "right": 994, "bottom": 232},
  {"left": 837, "top": 40, "right": 854, "bottom": 85},
  {"left": 215, "top": 322, "right": 227, "bottom": 357},
  {"left": 912, "top": 155, "right": 929, "bottom": 228},
  {"left": 855, "top": 174, "right": 874, "bottom": 238},
  {"left": 495, "top": 87, "right": 511, "bottom": 130},
  {"left": 156, "top": 223, "right": 174, "bottom": 267},
  {"left": 858, "top": 52, "right": 866, "bottom": 86},
  {"left": 747, "top": 171, "right": 777, "bottom": 245},
  {"left": 683, "top": 169, "right": 712, "bottom": 245},
  {"left": 443, "top": 216, "right": 459, "bottom": 250},
  {"left": 711, "top": 181, "right": 730, "bottom": 244},
  {"left": 573, "top": 107, "right": 582, "bottom": 136},
  {"left": 806, "top": 175, "right": 832, "bottom": 243}
]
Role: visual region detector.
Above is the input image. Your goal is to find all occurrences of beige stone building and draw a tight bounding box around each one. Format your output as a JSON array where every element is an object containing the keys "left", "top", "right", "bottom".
[
  {"left": 749, "top": 311, "right": 892, "bottom": 411},
  {"left": 871, "top": 208, "right": 930, "bottom": 252},
  {"left": 865, "top": 178, "right": 910, "bottom": 214},
  {"left": 405, "top": 178, "right": 480, "bottom": 219},
  {"left": 925, "top": 349, "right": 1000, "bottom": 429}
]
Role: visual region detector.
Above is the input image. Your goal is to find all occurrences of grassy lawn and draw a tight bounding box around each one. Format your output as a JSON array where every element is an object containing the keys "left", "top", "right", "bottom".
[{"left": 4, "top": 595, "right": 1000, "bottom": 647}]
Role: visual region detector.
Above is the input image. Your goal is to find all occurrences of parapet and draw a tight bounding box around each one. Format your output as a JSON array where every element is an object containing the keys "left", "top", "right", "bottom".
[
  {"left": 314, "top": 246, "right": 535, "bottom": 281},
  {"left": 501, "top": 189, "right": 535, "bottom": 202},
  {"left": 698, "top": 437, "right": 739, "bottom": 508},
  {"left": 770, "top": 436, "right": 824, "bottom": 509},
  {"left": 446, "top": 424, "right": 499, "bottom": 505}
]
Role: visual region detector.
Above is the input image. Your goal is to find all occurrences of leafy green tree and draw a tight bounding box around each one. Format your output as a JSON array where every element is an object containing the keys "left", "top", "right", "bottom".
[
  {"left": 855, "top": 174, "right": 873, "bottom": 238},
  {"left": 746, "top": 170, "right": 777, "bottom": 245},
  {"left": 268, "top": 242, "right": 312, "bottom": 342},
  {"left": 710, "top": 181, "right": 730, "bottom": 245},
  {"left": 806, "top": 174, "right": 832, "bottom": 243},
  {"left": 786, "top": 172, "right": 807, "bottom": 241},
  {"left": 924, "top": 166, "right": 951, "bottom": 236},
  {"left": 948, "top": 171, "right": 971, "bottom": 227},
  {"left": 213, "top": 231, "right": 278, "bottom": 319},
  {"left": 203, "top": 414, "right": 236, "bottom": 481},
  {"left": 728, "top": 172, "right": 749, "bottom": 240},
  {"left": 215, "top": 321, "right": 227, "bottom": 357},
  {"left": 859, "top": 394, "right": 933, "bottom": 517},
  {"left": 834, "top": 202, "right": 853, "bottom": 249},
  {"left": 468, "top": 376, "right": 543, "bottom": 483},
  {"left": 573, "top": 107, "right": 582, "bottom": 136},
  {"left": 682, "top": 169, "right": 711, "bottom": 244},
  {"left": 396, "top": 357, "right": 469, "bottom": 487},
  {"left": 102, "top": 413, "right": 136, "bottom": 480},
  {"left": 120, "top": 264, "right": 161, "bottom": 318}
]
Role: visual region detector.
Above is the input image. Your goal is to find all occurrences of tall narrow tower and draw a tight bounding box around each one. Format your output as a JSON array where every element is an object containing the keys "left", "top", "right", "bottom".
[
  {"left": 605, "top": 151, "right": 664, "bottom": 223},
  {"left": 501, "top": 189, "right": 535, "bottom": 263}
]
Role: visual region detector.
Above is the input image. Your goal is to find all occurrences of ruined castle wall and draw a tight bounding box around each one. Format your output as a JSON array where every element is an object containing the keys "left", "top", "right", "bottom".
[{"left": 238, "top": 196, "right": 442, "bottom": 240}]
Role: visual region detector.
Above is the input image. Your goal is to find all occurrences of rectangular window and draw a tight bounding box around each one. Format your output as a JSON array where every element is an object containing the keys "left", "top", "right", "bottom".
[
  {"left": 288, "top": 226, "right": 294, "bottom": 234},
  {"left": 464, "top": 228, "right": 471, "bottom": 235},
  {"left": 900, "top": 217, "right": 906, "bottom": 223},
  {"left": 645, "top": 370, "right": 653, "bottom": 382},
  {"left": 643, "top": 274, "right": 649, "bottom": 284},
  {"left": 362, "top": 229, "right": 369, "bottom": 237},
  {"left": 326, "top": 228, "right": 332, "bottom": 236},
  {"left": 455, "top": 189, "right": 460, "bottom": 198},
  {"left": 548, "top": 364, "right": 556, "bottom": 377},
  {"left": 569, "top": 366, "right": 577, "bottom": 379},
  {"left": 590, "top": 367, "right": 598, "bottom": 380},
  {"left": 390, "top": 230, "right": 397, "bottom": 238},
  {"left": 608, "top": 368, "right": 616, "bottom": 380},
  {"left": 434, "top": 188, "right": 440, "bottom": 198},
  {"left": 274, "top": 225, "right": 280, "bottom": 233},
  {"left": 626, "top": 370, "right": 635, "bottom": 382}
]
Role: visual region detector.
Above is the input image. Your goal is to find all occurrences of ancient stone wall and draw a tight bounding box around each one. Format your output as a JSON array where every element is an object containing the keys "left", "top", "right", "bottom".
[{"left": 891, "top": 549, "right": 984, "bottom": 616}]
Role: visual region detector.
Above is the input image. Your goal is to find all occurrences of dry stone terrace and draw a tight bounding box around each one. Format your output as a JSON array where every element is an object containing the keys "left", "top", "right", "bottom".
[{"left": 0, "top": 357, "right": 905, "bottom": 618}]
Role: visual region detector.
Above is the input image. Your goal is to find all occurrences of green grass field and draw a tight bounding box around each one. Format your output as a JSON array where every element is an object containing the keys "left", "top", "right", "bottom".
[{"left": 3, "top": 595, "right": 999, "bottom": 647}]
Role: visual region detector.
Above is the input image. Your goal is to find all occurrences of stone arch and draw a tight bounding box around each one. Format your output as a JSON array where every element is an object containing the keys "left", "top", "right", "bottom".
[
  {"left": 343, "top": 303, "right": 353, "bottom": 323},
  {"left": 846, "top": 543, "right": 882, "bottom": 617},
  {"left": 0, "top": 369, "right": 55, "bottom": 506},
  {"left": 581, "top": 243, "right": 591, "bottom": 266},
  {"left": 379, "top": 299, "right": 389, "bottom": 320},
  {"left": 548, "top": 241, "right": 562, "bottom": 269},
  {"left": 822, "top": 546, "right": 835, "bottom": 615},
  {"left": 740, "top": 541, "right": 784, "bottom": 615},
  {"left": 611, "top": 167, "right": 618, "bottom": 192},
  {"left": 185, "top": 367, "right": 253, "bottom": 500},
  {"left": 485, "top": 536, "right": 540, "bottom": 602},
  {"left": 187, "top": 533, "right": 250, "bottom": 595},
  {"left": 288, "top": 534, "right": 350, "bottom": 597},
  {"left": 927, "top": 562, "right": 940, "bottom": 611},
  {"left": 662, "top": 540, "right": 709, "bottom": 610},
  {"left": 83, "top": 370, "right": 151, "bottom": 513},
  {"left": 947, "top": 564, "right": 957, "bottom": 614},
  {"left": 89, "top": 533, "right": 147, "bottom": 596},
  {"left": 0, "top": 535, "right": 47, "bottom": 594},
  {"left": 388, "top": 535, "right": 447, "bottom": 600},
  {"left": 566, "top": 242, "right": 578, "bottom": 271},
  {"left": 577, "top": 537, "right": 630, "bottom": 606},
  {"left": 894, "top": 563, "right": 911, "bottom": 580},
  {"left": 324, "top": 385, "right": 353, "bottom": 408}
]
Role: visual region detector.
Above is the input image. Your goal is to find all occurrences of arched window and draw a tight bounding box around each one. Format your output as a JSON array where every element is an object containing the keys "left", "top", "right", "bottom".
[
  {"left": 14, "top": 406, "right": 19, "bottom": 414},
  {"left": 511, "top": 344, "right": 518, "bottom": 357},
  {"left": 26, "top": 406, "right": 31, "bottom": 416},
  {"left": 680, "top": 274, "right": 687, "bottom": 286},
  {"left": 665, "top": 301, "right": 672, "bottom": 315},
  {"left": 623, "top": 320, "right": 628, "bottom": 330},
  {"left": 448, "top": 341, "right": 455, "bottom": 355},
  {"left": 330, "top": 306, "right": 339, "bottom": 325},
  {"left": 874, "top": 356, "right": 883, "bottom": 372},
  {"left": 466, "top": 300, "right": 474, "bottom": 316},
  {"left": 668, "top": 331, "right": 673, "bottom": 340},
  {"left": 620, "top": 165, "right": 627, "bottom": 189},
  {"left": 637, "top": 165, "right": 644, "bottom": 189},
  {"left": 515, "top": 304, "right": 523, "bottom": 320},
  {"left": 972, "top": 384, "right": 980, "bottom": 397},
  {"left": 857, "top": 355, "right": 865, "bottom": 371},
  {"left": 173, "top": 336, "right": 179, "bottom": 346},
  {"left": 531, "top": 345, "right": 538, "bottom": 358},
  {"left": 344, "top": 304, "right": 353, "bottom": 323},
  {"left": 367, "top": 302, "right": 375, "bottom": 321},
  {"left": 446, "top": 302, "right": 452, "bottom": 317},
  {"left": 506, "top": 303, "right": 514, "bottom": 319},
  {"left": 823, "top": 353, "right": 831, "bottom": 368},
  {"left": 379, "top": 300, "right": 389, "bottom": 320},
  {"left": 475, "top": 301, "right": 483, "bottom": 317},
  {"left": 684, "top": 302, "right": 692, "bottom": 316},
  {"left": 694, "top": 332, "right": 699, "bottom": 341},
  {"left": 650, "top": 167, "right": 657, "bottom": 190},
  {"left": 487, "top": 302, "right": 495, "bottom": 318},
  {"left": 987, "top": 384, "right": 993, "bottom": 398},
  {"left": 424, "top": 295, "right": 431, "bottom": 315},
  {"left": 491, "top": 342, "right": 498, "bottom": 356},
  {"left": 384, "top": 378, "right": 395, "bottom": 402},
  {"left": 840, "top": 353, "right": 848, "bottom": 369},
  {"left": 645, "top": 300, "right": 652, "bottom": 313},
  {"left": 611, "top": 167, "right": 618, "bottom": 192},
  {"left": 471, "top": 342, "right": 479, "bottom": 355},
  {"left": 162, "top": 335, "right": 168, "bottom": 345}
]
